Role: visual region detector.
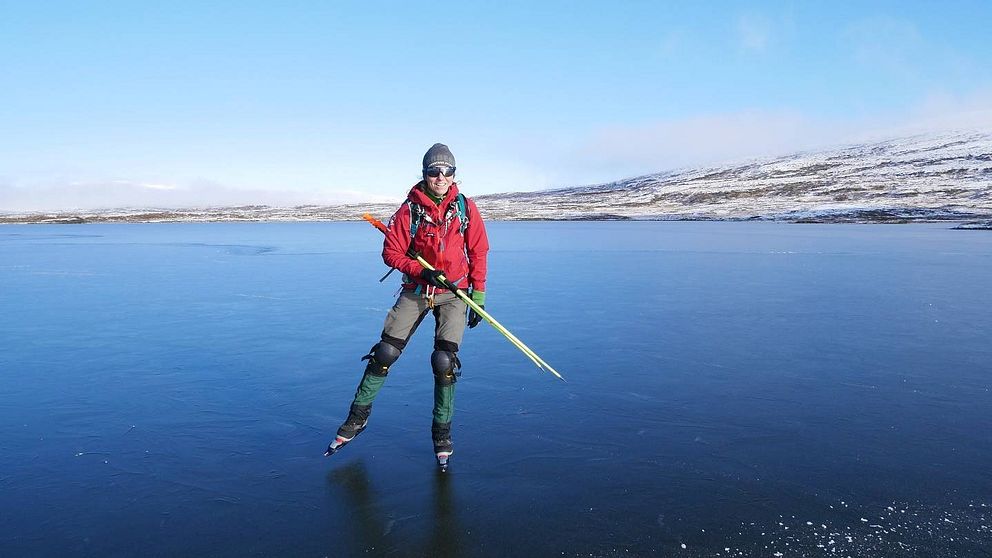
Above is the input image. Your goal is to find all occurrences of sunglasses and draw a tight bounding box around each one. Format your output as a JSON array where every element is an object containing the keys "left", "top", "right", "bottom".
[{"left": 424, "top": 166, "right": 455, "bottom": 178}]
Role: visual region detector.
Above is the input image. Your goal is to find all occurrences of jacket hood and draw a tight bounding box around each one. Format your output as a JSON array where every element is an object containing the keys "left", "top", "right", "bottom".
[{"left": 406, "top": 181, "right": 461, "bottom": 214}]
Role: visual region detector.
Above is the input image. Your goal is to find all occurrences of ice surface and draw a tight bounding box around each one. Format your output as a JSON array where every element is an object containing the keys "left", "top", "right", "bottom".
[{"left": 1, "top": 221, "right": 990, "bottom": 556}]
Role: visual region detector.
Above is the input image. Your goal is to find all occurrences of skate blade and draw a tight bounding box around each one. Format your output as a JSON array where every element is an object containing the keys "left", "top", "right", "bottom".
[{"left": 324, "top": 436, "right": 350, "bottom": 457}]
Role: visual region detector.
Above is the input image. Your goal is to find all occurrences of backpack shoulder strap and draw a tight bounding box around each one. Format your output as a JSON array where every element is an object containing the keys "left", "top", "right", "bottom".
[
  {"left": 456, "top": 193, "right": 469, "bottom": 235},
  {"left": 407, "top": 200, "right": 426, "bottom": 237}
]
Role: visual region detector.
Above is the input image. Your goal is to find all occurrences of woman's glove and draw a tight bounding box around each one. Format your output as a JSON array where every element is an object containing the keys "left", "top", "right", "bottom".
[
  {"left": 467, "top": 290, "right": 485, "bottom": 328},
  {"left": 420, "top": 268, "right": 450, "bottom": 289}
]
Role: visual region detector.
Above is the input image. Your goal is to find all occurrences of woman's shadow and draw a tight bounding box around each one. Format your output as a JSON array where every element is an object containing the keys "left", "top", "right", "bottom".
[{"left": 327, "top": 461, "right": 465, "bottom": 557}]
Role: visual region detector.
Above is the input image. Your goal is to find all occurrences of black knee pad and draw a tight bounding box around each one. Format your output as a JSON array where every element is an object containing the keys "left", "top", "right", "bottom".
[
  {"left": 361, "top": 341, "right": 402, "bottom": 376},
  {"left": 431, "top": 350, "right": 461, "bottom": 385}
]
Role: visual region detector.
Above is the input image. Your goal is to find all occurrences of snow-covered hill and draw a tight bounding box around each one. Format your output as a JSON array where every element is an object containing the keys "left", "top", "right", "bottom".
[
  {"left": 476, "top": 130, "right": 992, "bottom": 222},
  {"left": 3, "top": 131, "right": 990, "bottom": 224}
]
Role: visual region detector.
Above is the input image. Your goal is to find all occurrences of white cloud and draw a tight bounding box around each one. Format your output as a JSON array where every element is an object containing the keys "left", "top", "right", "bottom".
[
  {"left": 656, "top": 30, "right": 686, "bottom": 59},
  {"left": 567, "top": 110, "right": 831, "bottom": 179},
  {"left": 560, "top": 93, "right": 992, "bottom": 185},
  {"left": 137, "top": 182, "right": 179, "bottom": 191},
  {"left": 907, "top": 89, "right": 992, "bottom": 131},
  {"left": 0, "top": 179, "right": 400, "bottom": 212},
  {"left": 737, "top": 15, "right": 772, "bottom": 53}
]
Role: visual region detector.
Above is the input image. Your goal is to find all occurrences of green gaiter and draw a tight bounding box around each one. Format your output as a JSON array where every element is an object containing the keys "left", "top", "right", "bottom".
[
  {"left": 433, "top": 384, "right": 455, "bottom": 424},
  {"left": 353, "top": 374, "right": 387, "bottom": 407}
]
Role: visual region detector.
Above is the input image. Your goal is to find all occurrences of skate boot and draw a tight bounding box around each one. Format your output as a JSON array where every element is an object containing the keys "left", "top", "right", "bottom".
[
  {"left": 325, "top": 404, "right": 371, "bottom": 457},
  {"left": 432, "top": 421, "right": 453, "bottom": 472}
]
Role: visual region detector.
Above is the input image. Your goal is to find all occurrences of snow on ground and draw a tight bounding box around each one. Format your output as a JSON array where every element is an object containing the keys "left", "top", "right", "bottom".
[{"left": 2, "top": 131, "right": 990, "bottom": 223}]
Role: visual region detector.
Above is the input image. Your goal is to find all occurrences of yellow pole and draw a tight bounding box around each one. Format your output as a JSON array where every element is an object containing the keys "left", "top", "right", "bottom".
[{"left": 363, "top": 214, "right": 564, "bottom": 381}]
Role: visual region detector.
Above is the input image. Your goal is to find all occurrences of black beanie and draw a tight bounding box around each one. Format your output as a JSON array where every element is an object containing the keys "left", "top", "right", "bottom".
[{"left": 423, "top": 143, "right": 455, "bottom": 169}]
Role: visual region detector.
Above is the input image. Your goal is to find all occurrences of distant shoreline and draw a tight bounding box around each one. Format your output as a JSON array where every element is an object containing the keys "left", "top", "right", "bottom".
[{"left": 1, "top": 209, "right": 990, "bottom": 228}]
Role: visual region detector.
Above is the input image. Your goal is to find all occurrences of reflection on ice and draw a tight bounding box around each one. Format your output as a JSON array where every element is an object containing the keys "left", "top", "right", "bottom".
[{"left": 327, "top": 462, "right": 468, "bottom": 557}]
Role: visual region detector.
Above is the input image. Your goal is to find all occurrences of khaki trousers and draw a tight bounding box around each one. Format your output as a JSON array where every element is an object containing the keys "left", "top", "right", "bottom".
[{"left": 382, "top": 291, "right": 467, "bottom": 350}]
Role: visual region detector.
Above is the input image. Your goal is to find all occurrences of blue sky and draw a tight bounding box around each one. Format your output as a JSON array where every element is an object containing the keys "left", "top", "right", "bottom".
[{"left": 2, "top": 1, "right": 990, "bottom": 210}]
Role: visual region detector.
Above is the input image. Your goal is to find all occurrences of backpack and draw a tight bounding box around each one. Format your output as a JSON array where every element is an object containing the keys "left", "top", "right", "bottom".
[
  {"left": 378, "top": 193, "right": 470, "bottom": 285},
  {"left": 407, "top": 192, "right": 469, "bottom": 238}
]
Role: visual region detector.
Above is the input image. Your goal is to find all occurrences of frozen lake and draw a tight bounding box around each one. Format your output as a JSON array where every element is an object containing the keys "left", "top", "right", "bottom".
[{"left": 1, "top": 221, "right": 990, "bottom": 557}]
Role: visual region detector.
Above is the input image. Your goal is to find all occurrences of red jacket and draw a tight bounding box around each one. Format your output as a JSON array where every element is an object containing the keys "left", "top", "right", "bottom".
[{"left": 383, "top": 182, "right": 489, "bottom": 293}]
